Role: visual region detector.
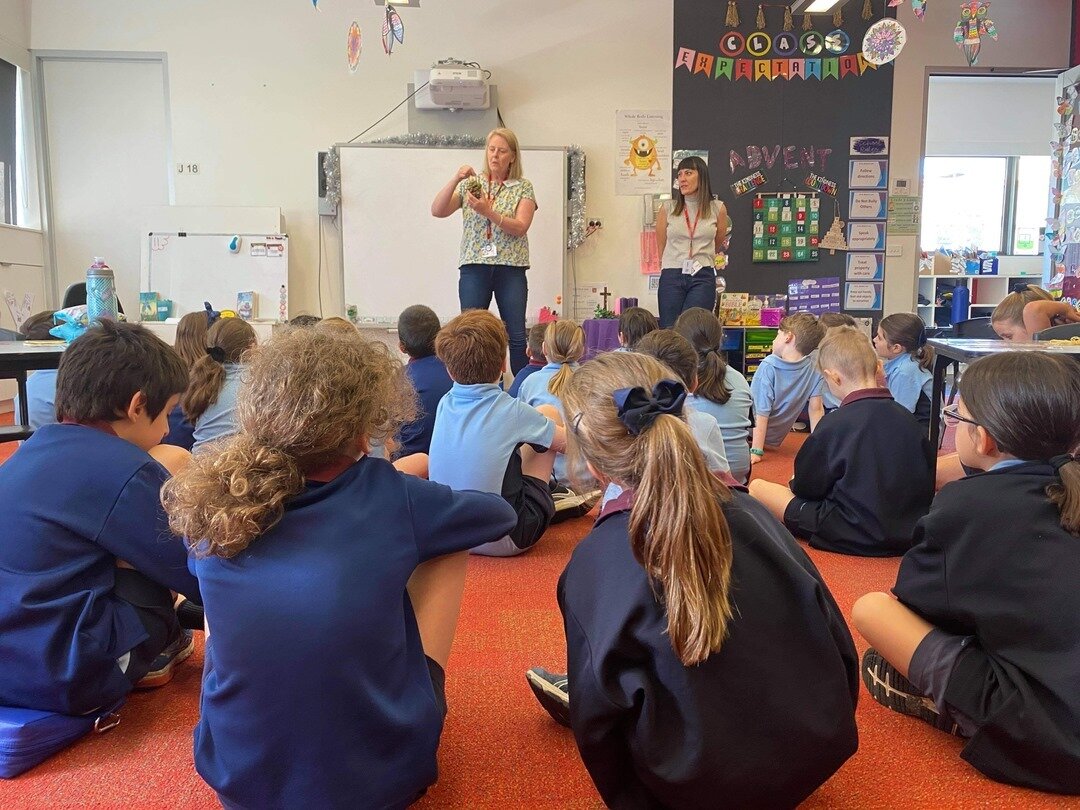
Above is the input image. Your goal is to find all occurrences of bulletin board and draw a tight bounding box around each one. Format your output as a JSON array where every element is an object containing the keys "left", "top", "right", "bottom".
[{"left": 673, "top": 0, "right": 896, "bottom": 318}]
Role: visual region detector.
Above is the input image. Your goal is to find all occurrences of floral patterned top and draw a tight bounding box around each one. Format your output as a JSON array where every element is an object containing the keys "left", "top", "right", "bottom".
[{"left": 455, "top": 176, "right": 537, "bottom": 268}]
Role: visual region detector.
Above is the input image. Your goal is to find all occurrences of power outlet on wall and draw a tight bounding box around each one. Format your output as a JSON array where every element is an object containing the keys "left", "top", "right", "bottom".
[{"left": 588, "top": 219, "right": 603, "bottom": 229}]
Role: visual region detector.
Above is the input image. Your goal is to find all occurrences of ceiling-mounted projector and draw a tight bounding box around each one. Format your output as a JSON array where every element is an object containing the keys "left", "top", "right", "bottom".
[{"left": 414, "top": 61, "right": 490, "bottom": 110}]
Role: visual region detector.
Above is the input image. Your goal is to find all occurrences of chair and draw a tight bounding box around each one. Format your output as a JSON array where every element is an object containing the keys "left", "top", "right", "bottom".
[
  {"left": 1033, "top": 323, "right": 1080, "bottom": 341},
  {"left": 61, "top": 282, "right": 125, "bottom": 315},
  {"left": 945, "top": 318, "right": 998, "bottom": 406}
]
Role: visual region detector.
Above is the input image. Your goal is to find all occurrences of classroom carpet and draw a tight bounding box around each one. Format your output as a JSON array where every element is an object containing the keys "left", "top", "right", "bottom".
[{"left": 1, "top": 420, "right": 1078, "bottom": 809}]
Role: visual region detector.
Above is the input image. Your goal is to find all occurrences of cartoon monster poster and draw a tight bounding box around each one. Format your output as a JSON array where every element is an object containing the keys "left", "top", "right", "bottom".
[{"left": 615, "top": 109, "right": 672, "bottom": 196}]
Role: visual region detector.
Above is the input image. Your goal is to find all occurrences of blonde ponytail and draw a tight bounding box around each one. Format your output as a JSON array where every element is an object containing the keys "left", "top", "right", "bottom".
[{"left": 545, "top": 319, "right": 585, "bottom": 399}]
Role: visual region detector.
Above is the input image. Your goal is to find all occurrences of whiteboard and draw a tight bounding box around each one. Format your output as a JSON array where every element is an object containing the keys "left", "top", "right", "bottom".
[
  {"left": 339, "top": 144, "right": 567, "bottom": 324},
  {"left": 142, "top": 233, "right": 288, "bottom": 320}
]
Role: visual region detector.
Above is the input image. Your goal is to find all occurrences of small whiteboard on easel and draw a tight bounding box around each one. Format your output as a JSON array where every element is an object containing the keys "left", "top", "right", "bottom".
[{"left": 142, "top": 233, "right": 289, "bottom": 320}]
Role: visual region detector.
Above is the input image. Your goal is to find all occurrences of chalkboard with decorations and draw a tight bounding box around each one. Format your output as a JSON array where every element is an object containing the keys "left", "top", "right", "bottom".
[{"left": 673, "top": 0, "right": 896, "bottom": 319}]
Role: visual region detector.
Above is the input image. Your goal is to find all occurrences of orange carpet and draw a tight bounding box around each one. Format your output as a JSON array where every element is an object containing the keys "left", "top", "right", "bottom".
[{"left": 1, "top": 428, "right": 1079, "bottom": 808}]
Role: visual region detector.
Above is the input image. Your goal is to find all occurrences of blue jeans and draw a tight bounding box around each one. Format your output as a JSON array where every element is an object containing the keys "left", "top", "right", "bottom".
[
  {"left": 459, "top": 263, "right": 529, "bottom": 374},
  {"left": 657, "top": 266, "right": 717, "bottom": 328}
]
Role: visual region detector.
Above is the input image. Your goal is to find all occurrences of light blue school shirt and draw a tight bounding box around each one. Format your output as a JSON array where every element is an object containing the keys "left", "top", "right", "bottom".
[
  {"left": 882, "top": 354, "right": 933, "bottom": 414},
  {"left": 13, "top": 368, "right": 58, "bottom": 430},
  {"left": 989, "top": 459, "right": 1028, "bottom": 471},
  {"left": 429, "top": 381, "right": 556, "bottom": 495},
  {"left": 750, "top": 353, "right": 824, "bottom": 448},
  {"left": 808, "top": 349, "right": 841, "bottom": 410},
  {"left": 516, "top": 361, "right": 578, "bottom": 481},
  {"left": 193, "top": 364, "right": 245, "bottom": 452},
  {"left": 688, "top": 366, "right": 752, "bottom": 482}
]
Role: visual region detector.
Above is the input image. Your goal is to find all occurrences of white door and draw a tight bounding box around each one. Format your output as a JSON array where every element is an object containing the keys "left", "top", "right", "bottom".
[{"left": 39, "top": 55, "right": 171, "bottom": 315}]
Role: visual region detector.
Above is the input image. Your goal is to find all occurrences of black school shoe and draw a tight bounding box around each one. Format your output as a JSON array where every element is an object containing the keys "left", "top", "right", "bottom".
[
  {"left": 861, "top": 648, "right": 962, "bottom": 735},
  {"left": 526, "top": 667, "right": 571, "bottom": 728}
]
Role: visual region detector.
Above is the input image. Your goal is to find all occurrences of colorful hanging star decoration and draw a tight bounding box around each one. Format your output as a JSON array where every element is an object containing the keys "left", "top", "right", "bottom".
[
  {"left": 888, "top": 0, "right": 927, "bottom": 19},
  {"left": 382, "top": 3, "right": 404, "bottom": 54},
  {"left": 954, "top": 1, "right": 997, "bottom": 66},
  {"left": 347, "top": 21, "right": 362, "bottom": 73},
  {"left": 863, "top": 18, "right": 907, "bottom": 65}
]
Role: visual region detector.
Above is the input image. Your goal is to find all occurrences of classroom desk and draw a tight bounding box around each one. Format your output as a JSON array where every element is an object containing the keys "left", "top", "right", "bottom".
[
  {"left": 927, "top": 338, "right": 1080, "bottom": 456},
  {"left": 0, "top": 342, "right": 66, "bottom": 442}
]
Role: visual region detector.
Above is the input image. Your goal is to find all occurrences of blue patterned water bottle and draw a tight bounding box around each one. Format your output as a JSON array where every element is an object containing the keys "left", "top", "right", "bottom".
[{"left": 86, "top": 257, "right": 119, "bottom": 323}]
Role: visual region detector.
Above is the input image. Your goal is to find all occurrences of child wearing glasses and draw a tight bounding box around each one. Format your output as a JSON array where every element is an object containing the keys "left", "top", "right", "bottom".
[{"left": 853, "top": 351, "right": 1080, "bottom": 794}]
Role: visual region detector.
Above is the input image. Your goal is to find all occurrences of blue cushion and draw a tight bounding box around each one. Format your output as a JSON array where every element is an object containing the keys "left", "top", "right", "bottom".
[{"left": 0, "top": 701, "right": 123, "bottom": 778}]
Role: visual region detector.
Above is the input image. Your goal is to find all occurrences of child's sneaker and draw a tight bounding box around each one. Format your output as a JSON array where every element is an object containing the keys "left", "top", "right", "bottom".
[
  {"left": 136, "top": 629, "right": 195, "bottom": 689},
  {"left": 551, "top": 484, "right": 590, "bottom": 523},
  {"left": 526, "top": 667, "right": 571, "bottom": 728},
  {"left": 861, "top": 648, "right": 961, "bottom": 735}
]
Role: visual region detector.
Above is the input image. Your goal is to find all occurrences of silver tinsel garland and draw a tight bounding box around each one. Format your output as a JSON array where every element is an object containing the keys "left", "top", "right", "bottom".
[{"left": 323, "top": 135, "right": 587, "bottom": 251}]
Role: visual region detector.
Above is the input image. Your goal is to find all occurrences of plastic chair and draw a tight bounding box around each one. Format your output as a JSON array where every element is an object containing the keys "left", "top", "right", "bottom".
[
  {"left": 1033, "top": 323, "right": 1080, "bottom": 341},
  {"left": 945, "top": 318, "right": 998, "bottom": 406},
  {"left": 61, "top": 282, "right": 125, "bottom": 315}
]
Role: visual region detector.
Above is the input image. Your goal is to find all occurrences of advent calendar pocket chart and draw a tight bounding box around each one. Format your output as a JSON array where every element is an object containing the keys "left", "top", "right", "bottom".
[{"left": 752, "top": 193, "right": 820, "bottom": 263}]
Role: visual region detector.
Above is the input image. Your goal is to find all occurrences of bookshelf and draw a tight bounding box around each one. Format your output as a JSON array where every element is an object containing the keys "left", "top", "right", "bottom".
[{"left": 722, "top": 327, "right": 778, "bottom": 383}]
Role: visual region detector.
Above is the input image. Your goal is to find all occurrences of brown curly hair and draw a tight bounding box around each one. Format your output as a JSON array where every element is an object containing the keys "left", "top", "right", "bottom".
[{"left": 162, "top": 328, "right": 417, "bottom": 558}]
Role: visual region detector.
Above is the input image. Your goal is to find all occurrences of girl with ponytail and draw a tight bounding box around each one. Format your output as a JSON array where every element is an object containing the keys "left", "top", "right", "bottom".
[
  {"left": 182, "top": 317, "right": 257, "bottom": 451},
  {"left": 673, "top": 307, "right": 752, "bottom": 482},
  {"left": 162, "top": 310, "right": 211, "bottom": 450},
  {"left": 161, "top": 327, "right": 517, "bottom": 809},
  {"left": 854, "top": 352, "right": 1080, "bottom": 794},
  {"left": 526, "top": 352, "right": 858, "bottom": 808},
  {"left": 874, "top": 312, "right": 935, "bottom": 428}
]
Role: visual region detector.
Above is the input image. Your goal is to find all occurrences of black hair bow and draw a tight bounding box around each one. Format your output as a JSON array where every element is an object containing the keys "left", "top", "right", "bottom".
[
  {"left": 206, "top": 346, "right": 226, "bottom": 362},
  {"left": 612, "top": 380, "right": 686, "bottom": 436},
  {"left": 1050, "top": 454, "right": 1076, "bottom": 473},
  {"left": 204, "top": 302, "right": 221, "bottom": 326}
]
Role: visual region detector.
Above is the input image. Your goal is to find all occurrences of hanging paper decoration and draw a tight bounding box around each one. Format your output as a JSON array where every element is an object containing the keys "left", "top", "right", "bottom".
[
  {"left": 382, "top": 3, "right": 404, "bottom": 55},
  {"left": 756, "top": 5, "right": 766, "bottom": 30},
  {"left": 891, "top": 0, "right": 929, "bottom": 18},
  {"left": 833, "top": 8, "right": 843, "bottom": 27},
  {"left": 347, "top": 21, "right": 362, "bottom": 73},
  {"left": 862, "top": 0, "right": 873, "bottom": 20},
  {"left": 803, "top": 13, "right": 814, "bottom": 31},
  {"left": 726, "top": 0, "right": 740, "bottom": 28},
  {"left": 311, "top": 0, "right": 319, "bottom": 8},
  {"left": 954, "top": 1, "right": 997, "bottom": 67},
  {"left": 820, "top": 215, "right": 849, "bottom": 254},
  {"left": 863, "top": 18, "right": 907, "bottom": 65},
  {"left": 783, "top": 6, "right": 794, "bottom": 31}
]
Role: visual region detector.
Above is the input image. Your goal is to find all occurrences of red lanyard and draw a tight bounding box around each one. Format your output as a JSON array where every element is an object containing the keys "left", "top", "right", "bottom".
[
  {"left": 683, "top": 205, "right": 702, "bottom": 258},
  {"left": 485, "top": 178, "right": 505, "bottom": 241}
]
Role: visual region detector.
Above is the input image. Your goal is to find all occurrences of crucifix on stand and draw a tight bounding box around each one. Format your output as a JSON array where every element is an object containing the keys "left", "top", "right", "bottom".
[{"left": 599, "top": 287, "right": 612, "bottom": 310}]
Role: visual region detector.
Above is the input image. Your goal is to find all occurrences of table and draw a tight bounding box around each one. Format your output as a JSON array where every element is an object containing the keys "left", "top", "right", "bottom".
[
  {"left": 927, "top": 338, "right": 1080, "bottom": 458},
  {"left": 0, "top": 342, "right": 66, "bottom": 442},
  {"left": 582, "top": 318, "right": 621, "bottom": 361}
]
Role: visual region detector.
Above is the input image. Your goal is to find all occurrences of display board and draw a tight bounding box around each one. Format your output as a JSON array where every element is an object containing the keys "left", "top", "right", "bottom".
[
  {"left": 339, "top": 144, "right": 567, "bottom": 324},
  {"left": 143, "top": 233, "right": 288, "bottom": 320}
]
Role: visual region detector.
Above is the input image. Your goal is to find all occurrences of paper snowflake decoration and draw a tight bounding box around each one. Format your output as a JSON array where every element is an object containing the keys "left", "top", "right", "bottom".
[{"left": 863, "top": 19, "right": 907, "bottom": 66}]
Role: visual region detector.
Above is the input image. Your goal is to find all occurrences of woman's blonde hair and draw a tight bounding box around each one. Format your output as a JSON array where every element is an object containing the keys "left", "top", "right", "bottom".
[
  {"left": 992, "top": 285, "right": 1052, "bottom": 326},
  {"left": 181, "top": 318, "right": 257, "bottom": 423},
  {"left": 545, "top": 319, "right": 585, "bottom": 398},
  {"left": 562, "top": 352, "right": 734, "bottom": 666},
  {"left": 163, "top": 328, "right": 417, "bottom": 558},
  {"left": 485, "top": 127, "right": 522, "bottom": 181},
  {"left": 174, "top": 311, "right": 210, "bottom": 370}
]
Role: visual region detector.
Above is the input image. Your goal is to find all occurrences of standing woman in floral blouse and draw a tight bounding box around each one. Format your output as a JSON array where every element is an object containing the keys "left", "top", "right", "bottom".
[{"left": 432, "top": 128, "right": 537, "bottom": 374}]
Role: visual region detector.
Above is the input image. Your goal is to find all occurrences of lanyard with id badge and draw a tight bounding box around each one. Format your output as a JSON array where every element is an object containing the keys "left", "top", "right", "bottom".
[
  {"left": 481, "top": 178, "right": 505, "bottom": 259},
  {"left": 682, "top": 205, "right": 703, "bottom": 275}
]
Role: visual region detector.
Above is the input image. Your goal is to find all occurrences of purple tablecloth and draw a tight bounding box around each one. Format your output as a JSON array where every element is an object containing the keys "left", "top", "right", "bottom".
[{"left": 582, "top": 318, "right": 621, "bottom": 361}]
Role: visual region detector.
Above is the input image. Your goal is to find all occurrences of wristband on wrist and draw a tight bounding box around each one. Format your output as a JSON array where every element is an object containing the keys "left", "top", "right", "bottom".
[{"left": 749, "top": 448, "right": 765, "bottom": 457}]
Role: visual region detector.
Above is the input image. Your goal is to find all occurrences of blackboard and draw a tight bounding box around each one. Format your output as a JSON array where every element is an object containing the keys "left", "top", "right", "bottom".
[{"left": 673, "top": 0, "right": 896, "bottom": 318}]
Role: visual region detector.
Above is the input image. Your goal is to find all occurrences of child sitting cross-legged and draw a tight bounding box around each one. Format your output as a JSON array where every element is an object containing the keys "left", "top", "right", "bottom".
[
  {"left": 853, "top": 352, "right": 1080, "bottom": 794},
  {"left": 749, "top": 312, "right": 826, "bottom": 464},
  {"left": 184, "top": 317, "right": 257, "bottom": 452},
  {"left": 0, "top": 321, "right": 200, "bottom": 717},
  {"left": 749, "top": 327, "right": 934, "bottom": 557},
  {"left": 525, "top": 352, "right": 858, "bottom": 807},
  {"left": 615, "top": 306, "right": 658, "bottom": 351},
  {"left": 162, "top": 327, "right": 517, "bottom": 809},
  {"left": 161, "top": 310, "right": 211, "bottom": 450},
  {"left": 508, "top": 323, "right": 547, "bottom": 397},
  {"left": 393, "top": 304, "right": 453, "bottom": 458},
  {"left": 429, "top": 310, "right": 567, "bottom": 557},
  {"left": 874, "top": 313, "right": 935, "bottom": 429}
]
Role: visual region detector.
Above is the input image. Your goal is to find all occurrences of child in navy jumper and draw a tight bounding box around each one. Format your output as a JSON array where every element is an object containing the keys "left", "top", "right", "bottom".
[
  {"left": 0, "top": 321, "right": 200, "bottom": 716},
  {"left": 749, "top": 311, "right": 826, "bottom": 465},
  {"left": 162, "top": 310, "right": 210, "bottom": 450},
  {"left": 184, "top": 317, "right": 256, "bottom": 452},
  {"left": 429, "top": 310, "right": 566, "bottom": 558},
  {"left": 854, "top": 352, "right": 1080, "bottom": 795},
  {"left": 874, "top": 313, "right": 934, "bottom": 428},
  {"left": 393, "top": 304, "right": 452, "bottom": 457},
  {"left": 526, "top": 352, "right": 858, "bottom": 807},
  {"left": 162, "top": 327, "right": 516, "bottom": 810},
  {"left": 508, "top": 323, "right": 547, "bottom": 397},
  {"left": 750, "top": 328, "right": 934, "bottom": 556}
]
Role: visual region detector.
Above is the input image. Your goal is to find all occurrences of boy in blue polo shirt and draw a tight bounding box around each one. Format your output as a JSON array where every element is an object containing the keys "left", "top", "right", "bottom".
[
  {"left": 508, "top": 323, "right": 547, "bottom": 397},
  {"left": 394, "top": 304, "right": 453, "bottom": 458},
  {"left": 750, "top": 312, "right": 826, "bottom": 465},
  {"left": 430, "top": 309, "right": 566, "bottom": 558},
  {"left": 0, "top": 321, "right": 201, "bottom": 716}
]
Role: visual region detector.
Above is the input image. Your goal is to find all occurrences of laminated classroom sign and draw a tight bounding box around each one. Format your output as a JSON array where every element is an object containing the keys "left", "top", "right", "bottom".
[
  {"left": 846, "top": 253, "right": 885, "bottom": 280},
  {"left": 849, "top": 160, "right": 889, "bottom": 189},
  {"left": 846, "top": 222, "right": 887, "bottom": 251},
  {"left": 848, "top": 190, "right": 888, "bottom": 219},
  {"left": 845, "top": 282, "right": 884, "bottom": 310}
]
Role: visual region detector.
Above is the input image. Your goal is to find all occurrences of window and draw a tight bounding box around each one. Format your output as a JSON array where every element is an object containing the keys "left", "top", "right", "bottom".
[
  {"left": 0, "top": 57, "right": 15, "bottom": 225},
  {"left": 920, "top": 155, "right": 1051, "bottom": 255}
]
